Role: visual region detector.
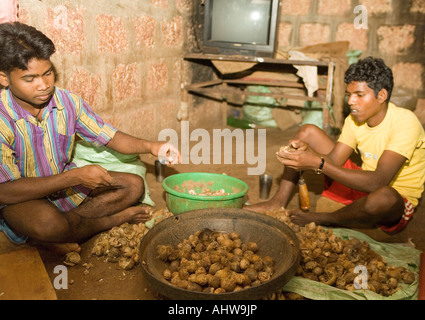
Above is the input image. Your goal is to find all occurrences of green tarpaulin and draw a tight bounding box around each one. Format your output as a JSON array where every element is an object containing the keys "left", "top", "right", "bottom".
[{"left": 282, "top": 228, "right": 421, "bottom": 300}]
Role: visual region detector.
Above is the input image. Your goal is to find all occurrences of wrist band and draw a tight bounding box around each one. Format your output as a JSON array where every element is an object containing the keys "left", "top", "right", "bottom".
[{"left": 314, "top": 157, "right": 325, "bottom": 174}]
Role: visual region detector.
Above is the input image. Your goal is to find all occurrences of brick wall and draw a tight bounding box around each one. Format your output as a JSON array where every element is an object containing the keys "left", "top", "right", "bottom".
[
  {"left": 17, "top": 0, "right": 217, "bottom": 141},
  {"left": 14, "top": 0, "right": 425, "bottom": 130},
  {"left": 279, "top": 0, "right": 425, "bottom": 119}
]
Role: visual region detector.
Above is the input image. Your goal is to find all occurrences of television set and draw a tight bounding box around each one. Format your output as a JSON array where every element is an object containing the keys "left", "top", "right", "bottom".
[{"left": 202, "top": 0, "right": 281, "bottom": 58}]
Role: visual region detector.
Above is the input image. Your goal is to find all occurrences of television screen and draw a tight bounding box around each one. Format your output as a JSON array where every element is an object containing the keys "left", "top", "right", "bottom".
[
  {"left": 211, "top": 0, "right": 271, "bottom": 44},
  {"left": 203, "top": 0, "right": 280, "bottom": 57}
]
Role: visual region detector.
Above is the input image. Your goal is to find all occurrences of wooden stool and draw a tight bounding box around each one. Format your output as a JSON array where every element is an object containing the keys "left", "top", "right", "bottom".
[{"left": 0, "top": 237, "right": 57, "bottom": 300}]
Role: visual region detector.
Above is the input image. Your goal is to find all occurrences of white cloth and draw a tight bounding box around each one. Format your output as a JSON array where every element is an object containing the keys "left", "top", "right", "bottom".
[{"left": 288, "top": 50, "right": 319, "bottom": 97}]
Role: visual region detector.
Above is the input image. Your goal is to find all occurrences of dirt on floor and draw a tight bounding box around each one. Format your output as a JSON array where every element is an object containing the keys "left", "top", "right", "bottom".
[{"left": 3, "top": 121, "right": 425, "bottom": 300}]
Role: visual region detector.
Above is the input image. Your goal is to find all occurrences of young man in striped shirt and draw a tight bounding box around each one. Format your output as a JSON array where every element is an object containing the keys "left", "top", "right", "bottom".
[{"left": 0, "top": 22, "right": 180, "bottom": 252}]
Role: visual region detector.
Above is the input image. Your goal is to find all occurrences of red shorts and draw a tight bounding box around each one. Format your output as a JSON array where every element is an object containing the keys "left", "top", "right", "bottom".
[{"left": 321, "top": 159, "right": 415, "bottom": 234}]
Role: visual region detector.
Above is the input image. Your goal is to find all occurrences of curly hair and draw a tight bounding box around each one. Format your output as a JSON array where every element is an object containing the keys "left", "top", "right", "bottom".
[
  {"left": 344, "top": 56, "right": 394, "bottom": 102},
  {"left": 0, "top": 22, "right": 55, "bottom": 74}
]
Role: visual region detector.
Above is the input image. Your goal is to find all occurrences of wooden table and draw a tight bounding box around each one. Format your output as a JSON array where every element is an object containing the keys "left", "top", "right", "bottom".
[{"left": 183, "top": 53, "right": 335, "bottom": 132}]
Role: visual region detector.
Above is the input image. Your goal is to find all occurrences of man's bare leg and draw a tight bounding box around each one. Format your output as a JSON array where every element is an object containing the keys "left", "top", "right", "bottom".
[
  {"left": 244, "top": 124, "right": 336, "bottom": 213},
  {"left": 287, "top": 186, "right": 405, "bottom": 229},
  {"left": 2, "top": 199, "right": 151, "bottom": 245},
  {"left": 1, "top": 172, "right": 151, "bottom": 250},
  {"left": 73, "top": 172, "right": 146, "bottom": 218}
]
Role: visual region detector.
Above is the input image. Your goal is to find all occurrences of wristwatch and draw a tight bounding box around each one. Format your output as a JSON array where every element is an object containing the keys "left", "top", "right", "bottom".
[{"left": 314, "top": 157, "right": 325, "bottom": 174}]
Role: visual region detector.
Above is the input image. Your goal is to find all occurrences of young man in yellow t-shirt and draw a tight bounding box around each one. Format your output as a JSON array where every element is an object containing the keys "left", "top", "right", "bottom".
[{"left": 246, "top": 56, "right": 425, "bottom": 234}]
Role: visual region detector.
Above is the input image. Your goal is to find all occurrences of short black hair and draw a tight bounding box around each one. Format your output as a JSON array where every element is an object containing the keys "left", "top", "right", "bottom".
[
  {"left": 0, "top": 22, "right": 55, "bottom": 74},
  {"left": 344, "top": 56, "right": 394, "bottom": 102}
]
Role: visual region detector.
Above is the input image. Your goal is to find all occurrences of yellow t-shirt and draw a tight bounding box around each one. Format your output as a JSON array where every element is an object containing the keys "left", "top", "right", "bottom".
[{"left": 338, "top": 102, "right": 425, "bottom": 207}]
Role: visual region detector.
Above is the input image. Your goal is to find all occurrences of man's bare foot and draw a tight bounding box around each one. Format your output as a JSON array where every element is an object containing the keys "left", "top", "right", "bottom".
[
  {"left": 286, "top": 209, "right": 328, "bottom": 227},
  {"left": 37, "top": 242, "right": 82, "bottom": 255},
  {"left": 243, "top": 199, "right": 283, "bottom": 213},
  {"left": 120, "top": 205, "right": 153, "bottom": 224}
]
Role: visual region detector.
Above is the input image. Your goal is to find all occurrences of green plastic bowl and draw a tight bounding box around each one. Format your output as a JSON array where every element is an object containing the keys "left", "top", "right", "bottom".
[{"left": 162, "top": 172, "right": 249, "bottom": 214}]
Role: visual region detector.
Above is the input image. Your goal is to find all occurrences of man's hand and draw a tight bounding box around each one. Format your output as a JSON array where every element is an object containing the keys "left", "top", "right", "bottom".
[
  {"left": 280, "top": 139, "right": 308, "bottom": 152},
  {"left": 155, "top": 142, "right": 181, "bottom": 165},
  {"left": 276, "top": 140, "right": 321, "bottom": 171},
  {"left": 74, "top": 165, "right": 114, "bottom": 189}
]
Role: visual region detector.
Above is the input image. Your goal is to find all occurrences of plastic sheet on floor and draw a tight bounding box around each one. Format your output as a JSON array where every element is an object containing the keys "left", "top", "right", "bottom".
[{"left": 282, "top": 228, "right": 421, "bottom": 300}]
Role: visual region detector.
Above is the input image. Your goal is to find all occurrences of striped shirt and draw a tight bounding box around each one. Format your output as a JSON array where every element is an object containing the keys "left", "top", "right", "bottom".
[{"left": 0, "top": 87, "right": 117, "bottom": 211}]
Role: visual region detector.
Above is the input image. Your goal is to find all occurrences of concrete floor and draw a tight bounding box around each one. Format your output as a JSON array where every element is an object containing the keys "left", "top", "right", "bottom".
[{"left": 1, "top": 121, "right": 424, "bottom": 300}]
